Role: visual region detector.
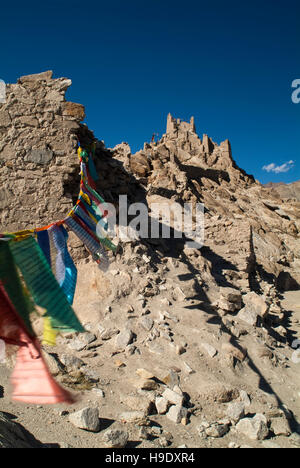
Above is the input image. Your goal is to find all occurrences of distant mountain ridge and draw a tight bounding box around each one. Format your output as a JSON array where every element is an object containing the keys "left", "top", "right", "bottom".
[{"left": 265, "top": 180, "right": 300, "bottom": 201}]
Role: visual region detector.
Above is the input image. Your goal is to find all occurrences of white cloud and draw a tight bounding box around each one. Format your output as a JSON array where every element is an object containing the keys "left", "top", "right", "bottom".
[{"left": 262, "top": 160, "right": 295, "bottom": 174}]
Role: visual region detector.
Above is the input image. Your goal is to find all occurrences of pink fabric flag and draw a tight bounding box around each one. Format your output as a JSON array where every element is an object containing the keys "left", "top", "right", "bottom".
[
  {"left": 11, "top": 337, "right": 74, "bottom": 405},
  {"left": 0, "top": 282, "right": 74, "bottom": 405}
]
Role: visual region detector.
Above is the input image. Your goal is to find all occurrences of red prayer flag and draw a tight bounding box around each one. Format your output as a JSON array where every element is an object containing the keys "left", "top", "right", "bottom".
[{"left": 0, "top": 282, "right": 74, "bottom": 405}]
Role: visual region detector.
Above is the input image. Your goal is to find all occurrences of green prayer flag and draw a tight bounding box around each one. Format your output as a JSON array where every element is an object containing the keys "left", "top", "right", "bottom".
[
  {"left": 0, "top": 242, "right": 35, "bottom": 336},
  {"left": 10, "top": 237, "right": 84, "bottom": 333}
]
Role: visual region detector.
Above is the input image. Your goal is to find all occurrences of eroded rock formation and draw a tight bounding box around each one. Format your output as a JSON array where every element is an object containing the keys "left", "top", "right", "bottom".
[{"left": 113, "top": 113, "right": 300, "bottom": 293}]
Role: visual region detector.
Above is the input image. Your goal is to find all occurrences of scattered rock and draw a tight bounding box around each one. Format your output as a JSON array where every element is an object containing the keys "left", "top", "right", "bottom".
[
  {"left": 166, "top": 406, "right": 188, "bottom": 424},
  {"left": 103, "top": 429, "right": 129, "bottom": 448},
  {"left": 163, "top": 311, "right": 179, "bottom": 323},
  {"left": 176, "top": 345, "right": 186, "bottom": 355},
  {"left": 69, "top": 407, "right": 100, "bottom": 432},
  {"left": 162, "top": 388, "right": 184, "bottom": 407},
  {"left": 42, "top": 351, "right": 64, "bottom": 376},
  {"left": 183, "top": 362, "right": 195, "bottom": 375},
  {"left": 239, "top": 390, "right": 251, "bottom": 407},
  {"left": 162, "top": 369, "right": 180, "bottom": 389},
  {"left": 158, "top": 436, "right": 171, "bottom": 447},
  {"left": 92, "top": 388, "right": 105, "bottom": 398},
  {"left": 136, "top": 369, "right": 155, "bottom": 380},
  {"left": 205, "top": 423, "right": 229, "bottom": 438},
  {"left": 140, "top": 316, "right": 154, "bottom": 331},
  {"left": 151, "top": 425, "right": 163, "bottom": 436},
  {"left": 237, "top": 307, "right": 258, "bottom": 326},
  {"left": 126, "top": 345, "right": 137, "bottom": 356},
  {"left": 101, "top": 328, "right": 120, "bottom": 341},
  {"left": 218, "top": 298, "right": 237, "bottom": 313},
  {"left": 236, "top": 414, "right": 269, "bottom": 441},
  {"left": 173, "top": 287, "right": 186, "bottom": 302},
  {"left": 60, "top": 354, "right": 85, "bottom": 370},
  {"left": 119, "top": 411, "right": 149, "bottom": 426},
  {"left": 79, "top": 333, "right": 97, "bottom": 345},
  {"left": 68, "top": 339, "right": 87, "bottom": 352},
  {"left": 155, "top": 396, "right": 170, "bottom": 415},
  {"left": 226, "top": 402, "right": 245, "bottom": 423},
  {"left": 122, "top": 394, "right": 154, "bottom": 415},
  {"left": 243, "top": 292, "right": 269, "bottom": 318},
  {"left": 219, "top": 287, "right": 242, "bottom": 310},
  {"left": 270, "top": 417, "right": 291, "bottom": 437},
  {"left": 201, "top": 343, "right": 218, "bottom": 358},
  {"left": 81, "top": 367, "right": 100, "bottom": 383},
  {"left": 147, "top": 342, "right": 164, "bottom": 355},
  {"left": 135, "top": 379, "right": 159, "bottom": 391},
  {"left": 115, "top": 329, "right": 134, "bottom": 350},
  {"left": 138, "top": 426, "right": 151, "bottom": 440},
  {"left": 124, "top": 305, "right": 134, "bottom": 314},
  {"left": 114, "top": 359, "right": 126, "bottom": 368}
]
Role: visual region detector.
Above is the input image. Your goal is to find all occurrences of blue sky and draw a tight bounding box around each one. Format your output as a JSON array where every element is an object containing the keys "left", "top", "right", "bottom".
[{"left": 0, "top": 0, "right": 299, "bottom": 184}]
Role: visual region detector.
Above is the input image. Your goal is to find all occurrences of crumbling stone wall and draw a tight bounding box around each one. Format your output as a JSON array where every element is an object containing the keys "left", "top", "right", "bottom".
[
  {"left": 0, "top": 71, "right": 86, "bottom": 233},
  {"left": 0, "top": 71, "right": 148, "bottom": 262},
  {"left": 166, "top": 113, "right": 196, "bottom": 135},
  {"left": 0, "top": 71, "right": 143, "bottom": 243}
]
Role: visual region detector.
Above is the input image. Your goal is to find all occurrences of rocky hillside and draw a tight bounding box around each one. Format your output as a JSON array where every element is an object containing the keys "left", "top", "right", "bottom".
[
  {"left": 109, "top": 113, "right": 300, "bottom": 294},
  {"left": 0, "top": 73, "right": 300, "bottom": 448}
]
